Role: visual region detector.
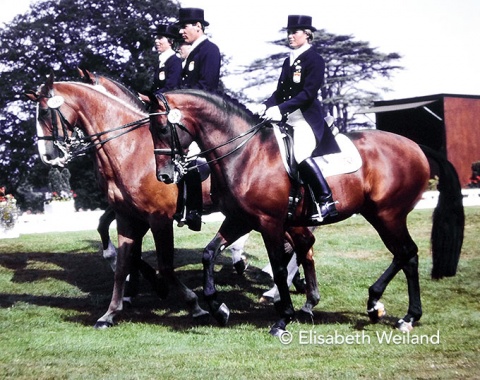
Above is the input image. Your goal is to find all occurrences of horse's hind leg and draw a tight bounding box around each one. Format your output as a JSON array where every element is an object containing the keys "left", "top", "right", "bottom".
[
  {"left": 366, "top": 216, "right": 422, "bottom": 331},
  {"left": 396, "top": 254, "right": 422, "bottom": 332}
]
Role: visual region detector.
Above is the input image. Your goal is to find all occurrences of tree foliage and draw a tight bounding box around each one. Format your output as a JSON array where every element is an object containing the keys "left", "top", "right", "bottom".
[
  {"left": 0, "top": 0, "right": 179, "bottom": 210},
  {"left": 0, "top": 1, "right": 402, "bottom": 211},
  {"left": 240, "top": 30, "right": 402, "bottom": 132}
]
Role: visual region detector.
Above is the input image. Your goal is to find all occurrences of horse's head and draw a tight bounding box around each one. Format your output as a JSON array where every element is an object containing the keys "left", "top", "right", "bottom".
[
  {"left": 25, "top": 72, "right": 82, "bottom": 167},
  {"left": 146, "top": 92, "right": 195, "bottom": 184}
]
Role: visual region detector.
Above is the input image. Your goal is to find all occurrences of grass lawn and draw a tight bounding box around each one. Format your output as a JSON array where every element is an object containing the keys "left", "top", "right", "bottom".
[{"left": 0, "top": 207, "right": 478, "bottom": 379}]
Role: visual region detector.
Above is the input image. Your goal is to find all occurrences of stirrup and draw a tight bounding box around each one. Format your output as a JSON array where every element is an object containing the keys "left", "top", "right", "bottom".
[
  {"left": 320, "top": 200, "right": 339, "bottom": 218},
  {"left": 308, "top": 200, "right": 338, "bottom": 222}
]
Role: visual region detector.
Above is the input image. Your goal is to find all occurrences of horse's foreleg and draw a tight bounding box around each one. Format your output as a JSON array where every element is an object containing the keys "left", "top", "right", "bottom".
[
  {"left": 202, "top": 232, "right": 230, "bottom": 326},
  {"left": 94, "top": 215, "right": 148, "bottom": 328},
  {"left": 151, "top": 221, "right": 209, "bottom": 323},
  {"left": 94, "top": 234, "right": 134, "bottom": 329},
  {"left": 264, "top": 230, "right": 296, "bottom": 336},
  {"left": 202, "top": 221, "right": 251, "bottom": 326},
  {"left": 287, "top": 227, "right": 320, "bottom": 323},
  {"left": 299, "top": 247, "right": 320, "bottom": 320}
]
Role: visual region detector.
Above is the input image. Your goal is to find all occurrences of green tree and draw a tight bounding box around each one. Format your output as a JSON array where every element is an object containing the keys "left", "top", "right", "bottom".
[
  {"left": 0, "top": 0, "right": 179, "bottom": 210},
  {"left": 239, "top": 29, "right": 402, "bottom": 132}
]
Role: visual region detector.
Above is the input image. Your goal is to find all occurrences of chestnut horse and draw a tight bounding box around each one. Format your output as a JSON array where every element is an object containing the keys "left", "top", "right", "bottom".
[
  {"left": 148, "top": 89, "right": 464, "bottom": 335},
  {"left": 25, "top": 73, "right": 211, "bottom": 328}
]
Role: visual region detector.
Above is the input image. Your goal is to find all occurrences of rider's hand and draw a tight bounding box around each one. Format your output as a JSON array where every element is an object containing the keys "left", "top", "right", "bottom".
[
  {"left": 264, "top": 106, "right": 282, "bottom": 121},
  {"left": 251, "top": 103, "right": 266, "bottom": 116}
]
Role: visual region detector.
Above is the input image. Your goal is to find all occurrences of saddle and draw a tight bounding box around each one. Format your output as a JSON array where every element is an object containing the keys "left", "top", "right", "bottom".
[
  {"left": 272, "top": 123, "right": 363, "bottom": 220},
  {"left": 273, "top": 124, "right": 362, "bottom": 180}
]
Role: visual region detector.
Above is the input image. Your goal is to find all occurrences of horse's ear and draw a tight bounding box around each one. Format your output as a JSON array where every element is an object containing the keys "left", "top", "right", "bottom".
[
  {"left": 77, "top": 67, "right": 86, "bottom": 79},
  {"left": 24, "top": 90, "right": 39, "bottom": 102},
  {"left": 78, "top": 67, "right": 95, "bottom": 84},
  {"left": 46, "top": 70, "right": 55, "bottom": 89},
  {"left": 138, "top": 92, "right": 151, "bottom": 105}
]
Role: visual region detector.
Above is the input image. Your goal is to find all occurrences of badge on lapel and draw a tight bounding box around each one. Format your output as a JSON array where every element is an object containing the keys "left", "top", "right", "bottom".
[{"left": 293, "top": 64, "right": 302, "bottom": 83}]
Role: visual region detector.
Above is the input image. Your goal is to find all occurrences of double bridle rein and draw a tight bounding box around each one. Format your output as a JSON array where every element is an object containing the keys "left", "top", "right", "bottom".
[
  {"left": 151, "top": 93, "right": 269, "bottom": 176},
  {"left": 38, "top": 89, "right": 152, "bottom": 164},
  {"left": 39, "top": 89, "right": 267, "bottom": 172}
]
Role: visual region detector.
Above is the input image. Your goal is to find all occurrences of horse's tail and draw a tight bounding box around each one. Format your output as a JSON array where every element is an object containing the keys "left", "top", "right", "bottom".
[{"left": 419, "top": 145, "right": 465, "bottom": 279}]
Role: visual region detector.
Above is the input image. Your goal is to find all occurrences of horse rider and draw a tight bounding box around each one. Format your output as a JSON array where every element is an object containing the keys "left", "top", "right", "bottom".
[
  {"left": 255, "top": 15, "right": 340, "bottom": 222},
  {"left": 175, "top": 7, "right": 222, "bottom": 231},
  {"left": 152, "top": 24, "right": 183, "bottom": 94}
]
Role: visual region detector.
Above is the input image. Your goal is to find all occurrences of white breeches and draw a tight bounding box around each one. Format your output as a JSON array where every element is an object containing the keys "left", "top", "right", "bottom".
[{"left": 287, "top": 109, "right": 316, "bottom": 164}]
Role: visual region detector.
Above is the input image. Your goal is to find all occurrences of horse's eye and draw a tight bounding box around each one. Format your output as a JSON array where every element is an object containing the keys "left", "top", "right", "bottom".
[{"left": 39, "top": 108, "right": 49, "bottom": 118}]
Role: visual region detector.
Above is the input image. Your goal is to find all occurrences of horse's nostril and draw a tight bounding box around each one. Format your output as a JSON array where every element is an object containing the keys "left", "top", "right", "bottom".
[{"left": 158, "top": 174, "right": 173, "bottom": 184}]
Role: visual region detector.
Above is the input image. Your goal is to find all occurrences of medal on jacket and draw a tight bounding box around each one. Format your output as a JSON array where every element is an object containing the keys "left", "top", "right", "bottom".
[
  {"left": 159, "top": 72, "right": 165, "bottom": 81},
  {"left": 293, "top": 64, "right": 302, "bottom": 83},
  {"left": 188, "top": 61, "right": 195, "bottom": 71}
]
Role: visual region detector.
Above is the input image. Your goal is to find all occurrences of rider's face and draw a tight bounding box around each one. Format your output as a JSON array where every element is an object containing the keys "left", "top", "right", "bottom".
[
  {"left": 179, "top": 22, "right": 202, "bottom": 44},
  {"left": 287, "top": 29, "right": 309, "bottom": 49}
]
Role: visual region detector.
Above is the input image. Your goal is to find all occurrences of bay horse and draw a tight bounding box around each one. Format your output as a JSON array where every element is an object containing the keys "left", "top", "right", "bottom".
[
  {"left": 148, "top": 89, "right": 464, "bottom": 335},
  {"left": 25, "top": 73, "right": 211, "bottom": 328},
  {"left": 78, "top": 68, "right": 158, "bottom": 297}
]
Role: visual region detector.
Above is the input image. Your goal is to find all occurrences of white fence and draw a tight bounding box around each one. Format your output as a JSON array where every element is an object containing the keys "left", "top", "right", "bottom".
[
  {"left": 2, "top": 189, "right": 479, "bottom": 238},
  {"left": 415, "top": 189, "right": 480, "bottom": 209}
]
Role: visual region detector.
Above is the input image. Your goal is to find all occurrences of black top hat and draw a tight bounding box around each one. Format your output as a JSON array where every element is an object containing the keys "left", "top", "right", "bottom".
[
  {"left": 286, "top": 15, "right": 317, "bottom": 32},
  {"left": 156, "top": 24, "right": 179, "bottom": 39},
  {"left": 178, "top": 7, "right": 209, "bottom": 27}
]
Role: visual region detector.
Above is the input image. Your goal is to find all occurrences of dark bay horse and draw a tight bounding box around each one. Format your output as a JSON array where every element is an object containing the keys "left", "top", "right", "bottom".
[
  {"left": 148, "top": 89, "right": 464, "bottom": 335},
  {"left": 25, "top": 73, "right": 211, "bottom": 328}
]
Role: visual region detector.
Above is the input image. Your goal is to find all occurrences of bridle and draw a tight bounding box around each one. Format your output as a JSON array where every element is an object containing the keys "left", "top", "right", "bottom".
[
  {"left": 37, "top": 89, "right": 151, "bottom": 164},
  {"left": 151, "top": 93, "right": 269, "bottom": 179}
]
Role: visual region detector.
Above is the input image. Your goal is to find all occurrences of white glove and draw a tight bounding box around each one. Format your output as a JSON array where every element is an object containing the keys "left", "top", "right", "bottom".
[
  {"left": 251, "top": 103, "right": 266, "bottom": 116},
  {"left": 264, "top": 106, "right": 282, "bottom": 121}
]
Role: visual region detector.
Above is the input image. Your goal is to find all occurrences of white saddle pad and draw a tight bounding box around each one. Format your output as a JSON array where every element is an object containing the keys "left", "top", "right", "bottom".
[{"left": 273, "top": 126, "right": 362, "bottom": 178}]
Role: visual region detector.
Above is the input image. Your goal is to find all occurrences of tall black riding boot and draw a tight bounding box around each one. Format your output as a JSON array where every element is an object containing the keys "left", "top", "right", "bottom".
[
  {"left": 184, "top": 168, "right": 203, "bottom": 231},
  {"left": 298, "top": 157, "right": 338, "bottom": 222}
]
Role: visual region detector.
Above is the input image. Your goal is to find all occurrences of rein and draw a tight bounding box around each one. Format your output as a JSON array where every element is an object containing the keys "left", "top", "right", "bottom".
[
  {"left": 39, "top": 90, "right": 155, "bottom": 163},
  {"left": 152, "top": 93, "right": 269, "bottom": 172}
]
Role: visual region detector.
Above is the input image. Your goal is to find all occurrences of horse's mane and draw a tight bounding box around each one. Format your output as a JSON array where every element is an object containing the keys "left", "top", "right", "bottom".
[
  {"left": 168, "top": 88, "right": 262, "bottom": 126},
  {"left": 59, "top": 81, "right": 146, "bottom": 115},
  {"left": 98, "top": 75, "right": 147, "bottom": 110},
  {"left": 77, "top": 70, "right": 146, "bottom": 111}
]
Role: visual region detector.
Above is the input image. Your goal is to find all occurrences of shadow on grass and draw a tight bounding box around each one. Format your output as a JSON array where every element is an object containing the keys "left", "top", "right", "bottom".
[{"left": 0, "top": 240, "right": 388, "bottom": 331}]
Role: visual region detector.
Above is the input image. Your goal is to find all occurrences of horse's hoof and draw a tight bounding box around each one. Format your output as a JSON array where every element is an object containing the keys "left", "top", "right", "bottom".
[
  {"left": 94, "top": 321, "right": 113, "bottom": 329},
  {"left": 193, "top": 311, "right": 210, "bottom": 326},
  {"left": 367, "top": 301, "right": 386, "bottom": 323},
  {"left": 213, "top": 303, "right": 230, "bottom": 326},
  {"left": 396, "top": 319, "right": 414, "bottom": 333},
  {"left": 297, "top": 307, "right": 314, "bottom": 324},
  {"left": 122, "top": 297, "right": 133, "bottom": 308},
  {"left": 155, "top": 278, "right": 169, "bottom": 300},
  {"left": 269, "top": 319, "right": 289, "bottom": 337},
  {"left": 259, "top": 296, "right": 273, "bottom": 304},
  {"left": 234, "top": 259, "right": 248, "bottom": 275},
  {"left": 269, "top": 326, "right": 286, "bottom": 337}
]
